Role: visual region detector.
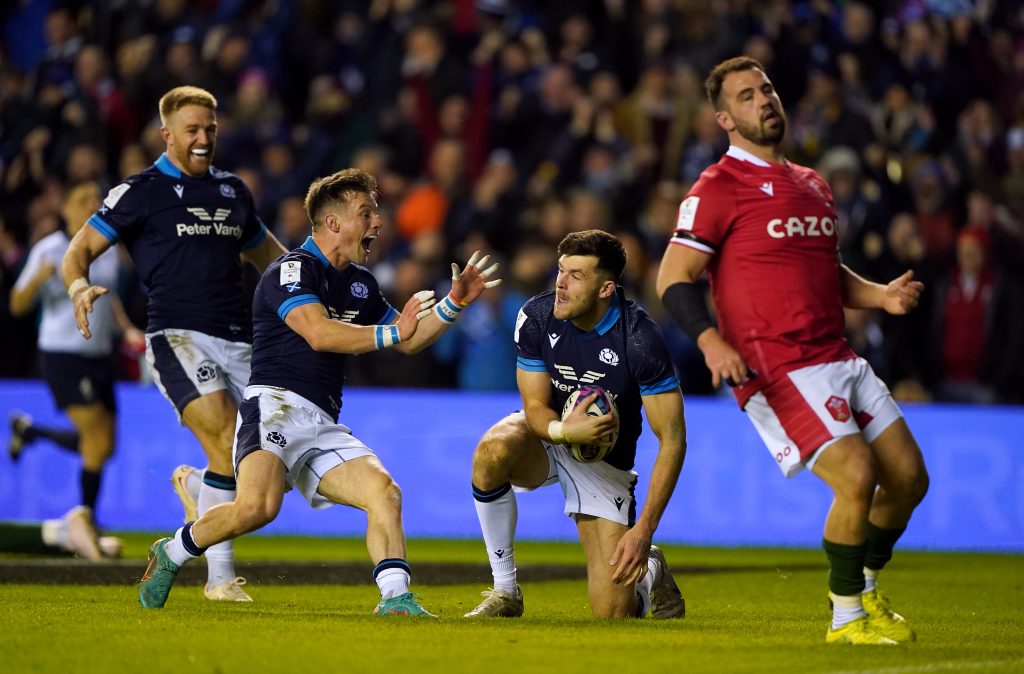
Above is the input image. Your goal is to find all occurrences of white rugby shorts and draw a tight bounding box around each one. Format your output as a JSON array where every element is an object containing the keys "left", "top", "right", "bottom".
[
  {"left": 146, "top": 329, "right": 251, "bottom": 418},
  {"left": 515, "top": 434, "right": 639, "bottom": 527},
  {"left": 744, "top": 357, "right": 903, "bottom": 478},
  {"left": 233, "top": 385, "right": 375, "bottom": 509}
]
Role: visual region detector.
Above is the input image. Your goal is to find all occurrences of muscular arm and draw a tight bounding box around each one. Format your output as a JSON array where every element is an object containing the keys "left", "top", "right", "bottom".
[
  {"left": 61, "top": 225, "right": 114, "bottom": 338},
  {"left": 656, "top": 242, "right": 747, "bottom": 388},
  {"left": 285, "top": 297, "right": 421, "bottom": 354},
  {"left": 610, "top": 389, "right": 686, "bottom": 584},
  {"left": 241, "top": 230, "right": 288, "bottom": 272},
  {"left": 840, "top": 262, "right": 923, "bottom": 315},
  {"left": 517, "top": 369, "right": 619, "bottom": 445}
]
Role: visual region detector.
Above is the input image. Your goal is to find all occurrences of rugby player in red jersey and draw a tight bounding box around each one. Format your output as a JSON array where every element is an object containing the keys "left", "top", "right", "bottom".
[{"left": 656, "top": 57, "right": 928, "bottom": 645}]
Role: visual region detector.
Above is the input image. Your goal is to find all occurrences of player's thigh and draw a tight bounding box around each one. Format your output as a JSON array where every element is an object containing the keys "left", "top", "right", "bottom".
[
  {"left": 810, "top": 432, "right": 876, "bottom": 498},
  {"left": 576, "top": 515, "right": 636, "bottom": 617},
  {"left": 477, "top": 412, "right": 550, "bottom": 489},
  {"left": 868, "top": 417, "right": 928, "bottom": 497},
  {"left": 235, "top": 448, "right": 287, "bottom": 514},
  {"left": 181, "top": 390, "right": 238, "bottom": 445},
  {"left": 316, "top": 455, "right": 397, "bottom": 511}
]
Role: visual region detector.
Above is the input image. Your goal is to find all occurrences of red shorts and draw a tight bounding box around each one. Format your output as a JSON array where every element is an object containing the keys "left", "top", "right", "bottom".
[{"left": 744, "top": 358, "right": 903, "bottom": 477}]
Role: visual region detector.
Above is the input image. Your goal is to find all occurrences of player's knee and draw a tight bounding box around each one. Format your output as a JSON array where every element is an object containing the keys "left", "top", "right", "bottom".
[
  {"left": 234, "top": 500, "right": 279, "bottom": 533},
  {"left": 836, "top": 459, "right": 876, "bottom": 503},
  {"left": 473, "top": 434, "right": 514, "bottom": 477},
  {"left": 901, "top": 464, "right": 929, "bottom": 506},
  {"left": 370, "top": 477, "right": 403, "bottom": 514},
  {"left": 590, "top": 595, "right": 635, "bottom": 619}
]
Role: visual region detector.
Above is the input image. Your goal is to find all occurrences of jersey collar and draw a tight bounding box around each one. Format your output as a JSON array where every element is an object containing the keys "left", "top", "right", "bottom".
[
  {"left": 155, "top": 152, "right": 215, "bottom": 179},
  {"left": 726, "top": 145, "right": 772, "bottom": 167},
  {"left": 301, "top": 236, "right": 330, "bottom": 267},
  {"left": 591, "top": 289, "right": 622, "bottom": 336}
]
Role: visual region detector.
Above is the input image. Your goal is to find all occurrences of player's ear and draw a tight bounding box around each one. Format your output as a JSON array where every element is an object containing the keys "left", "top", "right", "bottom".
[
  {"left": 160, "top": 126, "right": 171, "bottom": 144},
  {"left": 599, "top": 280, "right": 616, "bottom": 299},
  {"left": 715, "top": 109, "right": 734, "bottom": 132}
]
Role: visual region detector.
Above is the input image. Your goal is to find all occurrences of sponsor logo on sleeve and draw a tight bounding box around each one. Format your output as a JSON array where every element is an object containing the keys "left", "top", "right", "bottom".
[
  {"left": 676, "top": 195, "right": 700, "bottom": 231},
  {"left": 280, "top": 261, "right": 301, "bottom": 286},
  {"left": 514, "top": 308, "right": 528, "bottom": 343},
  {"left": 103, "top": 183, "right": 131, "bottom": 210}
]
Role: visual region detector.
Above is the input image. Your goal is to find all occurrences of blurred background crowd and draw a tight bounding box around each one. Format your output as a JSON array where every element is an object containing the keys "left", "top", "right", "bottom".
[{"left": 1, "top": 0, "right": 1023, "bottom": 403}]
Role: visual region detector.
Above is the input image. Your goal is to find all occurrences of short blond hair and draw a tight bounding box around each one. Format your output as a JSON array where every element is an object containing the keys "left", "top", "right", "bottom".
[{"left": 158, "top": 86, "right": 218, "bottom": 127}]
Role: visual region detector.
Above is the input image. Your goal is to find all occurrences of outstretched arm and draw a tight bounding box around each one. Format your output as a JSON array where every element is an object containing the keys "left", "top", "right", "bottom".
[
  {"left": 610, "top": 389, "right": 686, "bottom": 584},
  {"left": 394, "top": 250, "right": 502, "bottom": 353},
  {"left": 62, "top": 225, "right": 114, "bottom": 339},
  {"left": 840, "top": 264, "right": 924, "bottom": 315},
  {"left": 285, "top": 291, "right": 433, "bottom": 354}
]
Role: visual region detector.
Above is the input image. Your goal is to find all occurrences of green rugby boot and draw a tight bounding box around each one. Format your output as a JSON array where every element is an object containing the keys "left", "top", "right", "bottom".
[
  {"left": 373, "top": 592, "right": 436, "bottom": 617},
  {"left": 139, "top": 538, "right": 180, "bottom": 609}
]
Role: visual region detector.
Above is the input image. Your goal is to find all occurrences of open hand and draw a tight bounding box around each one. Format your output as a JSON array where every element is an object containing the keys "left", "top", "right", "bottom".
[{"left": 450, "top": 251, "right": 501, "bottom": 305}]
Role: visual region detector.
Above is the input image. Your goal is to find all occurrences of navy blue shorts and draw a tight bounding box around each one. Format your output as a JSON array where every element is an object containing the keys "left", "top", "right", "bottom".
[{"left": 39, "top": 351, "right": 117, "bottom": 412}]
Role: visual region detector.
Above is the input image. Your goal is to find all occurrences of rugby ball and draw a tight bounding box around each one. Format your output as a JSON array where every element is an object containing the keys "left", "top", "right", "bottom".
[{"left": 560, "top": 385, "right": 619, "bottom": 463}]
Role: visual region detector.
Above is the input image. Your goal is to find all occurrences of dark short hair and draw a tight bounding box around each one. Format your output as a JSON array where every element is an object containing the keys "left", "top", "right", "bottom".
[
  {"left": 705, "top": 56, "right": 766, "bottom": 110},
  {"left": 557, "top": 230, "right": 627, "bottom": 280},
  {"left": 304, "top": 169, "right": 378, "bottom": 229}
]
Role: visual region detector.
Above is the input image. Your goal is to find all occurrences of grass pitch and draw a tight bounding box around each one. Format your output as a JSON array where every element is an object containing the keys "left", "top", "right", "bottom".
[{"left": 1, "top": 537, "right": 1021, "bottom": 674}]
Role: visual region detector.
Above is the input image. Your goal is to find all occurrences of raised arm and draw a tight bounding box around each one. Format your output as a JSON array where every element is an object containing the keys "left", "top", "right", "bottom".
[
  {"left": 61, "top": 225, "right": 114, "bottom": 338},
  {"left": 394, "top": 251, "right": 502, "bottom": 354}
]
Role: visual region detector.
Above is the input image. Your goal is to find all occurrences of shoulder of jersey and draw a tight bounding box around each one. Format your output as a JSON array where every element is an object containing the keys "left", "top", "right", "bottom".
[{"left": 523, "top": 289, "right": 556, "bottom": 318}]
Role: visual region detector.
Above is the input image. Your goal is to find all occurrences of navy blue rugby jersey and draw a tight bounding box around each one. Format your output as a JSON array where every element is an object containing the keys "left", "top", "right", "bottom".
[
  {"left": 515, "top": 288, "right": 679, "bottom": 471},
  {"left": 86, "top": 153, "right": 268, "bottom": 342},
  {"left": 248, "top": 237, "right": 398, "bottom": 420}
]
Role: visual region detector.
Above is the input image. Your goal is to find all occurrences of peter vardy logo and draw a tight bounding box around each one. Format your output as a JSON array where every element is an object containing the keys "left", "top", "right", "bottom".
[
  {"left": 176, "top": 208, "right": 241, "bottom": 238},
  {"left": 265, "top": 431, "right": 287, "bottom": 447},
  {"left": 350, "top": 282, "right": 369, "bottom": 298}
]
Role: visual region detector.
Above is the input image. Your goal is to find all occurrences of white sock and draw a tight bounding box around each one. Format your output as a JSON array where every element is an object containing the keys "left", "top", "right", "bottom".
[
  {"left": 164, "top": 525, "right": 201, "bottom": 566},
  {"left": 639, "top": 554, "right": 661, "bottom": 594},
  {"left": 375, "top": 568, "right": 411, "bottom": 600},
  {"left": 473, "top": 483, "right": 518, "bottom": 593},
  {"left": 635, "top": 587, "right": 651, "bottom": 618},
  {"left": 199, "top": 480, "right": 236, "bottom": 587},
  {"left": 41, "top": 518, "right": 64, "bottom": 547},
  {"left": 186, "top": 467, "right": 205, "bottom": 502},
  {"left": 863, "top": 567, "right": 878, "bottom": 593},
  {"left": 830, "top": 592, "right": 867, "bottom": 629}
]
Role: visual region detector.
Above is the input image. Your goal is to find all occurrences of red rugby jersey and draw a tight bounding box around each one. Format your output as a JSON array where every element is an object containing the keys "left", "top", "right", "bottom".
[{"left": 670, "top": 148, "right": 855, "bottom": 406}]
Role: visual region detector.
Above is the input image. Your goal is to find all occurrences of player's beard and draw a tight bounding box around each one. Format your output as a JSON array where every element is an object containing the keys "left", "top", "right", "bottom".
[{"left": 735, "top": 111, "right": 786, "bottom": 147}]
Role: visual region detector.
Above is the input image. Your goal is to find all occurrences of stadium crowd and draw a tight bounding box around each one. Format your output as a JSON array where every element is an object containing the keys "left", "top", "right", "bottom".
[{"left": 1, "top": 0, "right": 1023, "bottom": 403}]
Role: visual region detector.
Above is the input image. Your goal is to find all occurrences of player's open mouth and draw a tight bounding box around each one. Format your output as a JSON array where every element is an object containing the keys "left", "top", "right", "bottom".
[
  {"left": 361, "top": 234, "right": 376, "bottom": 254},
  {"left": 191, "top": 148, "right": 210, "bottom": 158}
]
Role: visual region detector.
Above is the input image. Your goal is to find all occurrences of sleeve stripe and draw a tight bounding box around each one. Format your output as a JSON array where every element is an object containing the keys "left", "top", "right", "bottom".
[
  {"left": 277, "top": 294, "right": 320, "bottom": 320},
  {"left": 241, "top": 222, "right": 268, "bottom": 251},
  {"left": 516, "top": 357, "right": 547, "bottom": 372},
  {"left": 87, "top": 215, "right": 119, "bottom": 243},
  {"left": 669, "top": 231, "right": 716, "bottom": 254},
  {"left": 377, "top": 305, "right": 398, "bottom": 324},
  {"left": 640, "top": 376, "right": 680, "bottom": 395}
]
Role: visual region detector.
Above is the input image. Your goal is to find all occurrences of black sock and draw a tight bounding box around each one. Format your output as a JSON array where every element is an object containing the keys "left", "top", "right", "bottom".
[
  {"left": 864, "top": 523, "right": 906, "bottom": 572},
  {"left": 80, "top": 468, "right": 102, "bottom": 512},
  {"left": 23, "top": 424, "right": 80, "bottom": 453},
  {"left": 823, "top": 538, "right": 867, "bottom": 595}
]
